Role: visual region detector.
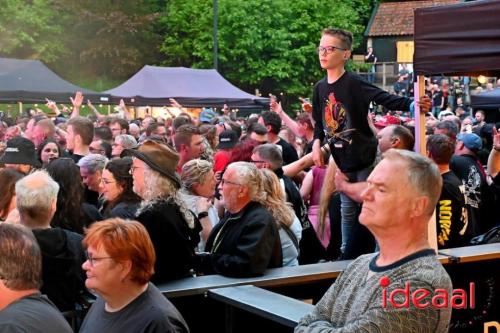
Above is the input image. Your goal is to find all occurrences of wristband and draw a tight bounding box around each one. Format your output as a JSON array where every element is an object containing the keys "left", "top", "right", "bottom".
[{"left": 197, "top": 211, "right": 209, "bottom": 219}]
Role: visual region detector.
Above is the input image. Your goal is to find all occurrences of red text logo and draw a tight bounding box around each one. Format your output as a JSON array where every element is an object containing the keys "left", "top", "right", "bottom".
[{"left": 380, "top": 276, "right": 475, "bottom": 309}]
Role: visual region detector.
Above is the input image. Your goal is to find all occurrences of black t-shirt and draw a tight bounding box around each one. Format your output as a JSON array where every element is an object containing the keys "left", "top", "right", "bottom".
[
  {"left": 432, "top": 91, "right": 443, "bottom": 108},
  {"left": 436, "top": 171, "right": 469, "bottom": 248},
  {"left": 0, "top": 293, "right": 72, "bottom": 333},
  {"left": 276, "top": 137, "right": 299, "bottom": 166},
  {"left": 312, "top": 71, "right": 411, "bottom": 172},
  {"left": 450, "top": 154, "right": 487, "bottom": 237},
  {"left": 365, "top": 53, "right": 376, "bottom": 64},
  {"left": 69, "top": 152, "right": 84, "bottom": 164},
  {"left": 79, "top": 283, "right": 189, "bottom": 333}
]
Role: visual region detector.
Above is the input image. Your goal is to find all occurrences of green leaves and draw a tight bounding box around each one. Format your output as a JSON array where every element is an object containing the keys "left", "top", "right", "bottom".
[
  {"left": 0, "top": 0, "right": 373, "bottom": 97},
  {"left": 159, "top": 0, "right": 372, "bottom": 108}
]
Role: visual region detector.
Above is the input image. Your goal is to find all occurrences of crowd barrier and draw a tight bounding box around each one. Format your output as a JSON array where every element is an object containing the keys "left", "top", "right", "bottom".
[{"left": 158, "top": 243, "right": 500, "bottom": 333}]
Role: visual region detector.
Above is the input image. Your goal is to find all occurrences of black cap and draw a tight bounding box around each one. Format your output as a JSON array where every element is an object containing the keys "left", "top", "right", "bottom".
[
  {"left": 0, "top": 136, "right": 41, "bottom": 167},
  {"left": 217, "top": 130, "right": 238, "bottom": 149}
]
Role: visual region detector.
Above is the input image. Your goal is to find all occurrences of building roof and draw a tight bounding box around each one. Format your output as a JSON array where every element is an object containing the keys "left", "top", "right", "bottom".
[{"left": 367, "top": 0, "right": 460, "bottom": 37}]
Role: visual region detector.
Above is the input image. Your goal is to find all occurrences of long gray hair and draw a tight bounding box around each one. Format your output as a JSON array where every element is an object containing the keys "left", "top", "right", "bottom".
[{"left": 137, "top": 166, "right": 195, "bottom": 229}]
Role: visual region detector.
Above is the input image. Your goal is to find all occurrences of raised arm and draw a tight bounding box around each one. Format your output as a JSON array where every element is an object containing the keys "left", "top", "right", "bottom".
[
  {"left": 45, "top": 98, "right": 61, "bottom": 117},
  {"left": 488, "top": 126, "right": 500, "bottom": 178},
  {"left": 70, "top": 91, "right": 83, "bottom": 118},
  {"left": 87, "top": 100, "right": 105, "bottom": 121},
  {"left": 270, "top": 100, "right": 301, "bottom": 137}
]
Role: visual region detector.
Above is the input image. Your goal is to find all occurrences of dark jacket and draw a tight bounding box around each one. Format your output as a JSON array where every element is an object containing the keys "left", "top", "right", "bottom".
[
  {"left": 101, "top": 200, "right": 140, "bottom": 219},
  {"left": 198, "top": 201, "right": 282, "bottom": 277},
  {"left": 136, "top": 197, "right": 201, "bottom": 284},
  {"left": 32, "top": 228, "right": 86, "bottom": 312}
]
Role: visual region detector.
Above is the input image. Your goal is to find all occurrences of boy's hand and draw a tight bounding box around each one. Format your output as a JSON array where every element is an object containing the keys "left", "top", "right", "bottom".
[{"left": 417, "top": 95, "right": 432, "bottom": 114}]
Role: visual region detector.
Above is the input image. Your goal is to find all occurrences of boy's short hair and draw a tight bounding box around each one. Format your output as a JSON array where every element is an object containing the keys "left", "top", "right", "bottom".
[
  {"left": 67, "top": 116, "right": 94, "bottom": 145},
  {"left": 321, "top": 28, "right": 353, "bottom": 50}
]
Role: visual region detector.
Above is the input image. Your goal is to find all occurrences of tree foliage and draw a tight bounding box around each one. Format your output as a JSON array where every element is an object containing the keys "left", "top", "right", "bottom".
[
  {"left": 160, "top": 0, "right": 372, "bottom": 106},
  {"left": 0, "top": 0, "right": 374, "bottom": 97},
  {"left": 0, "top": 0, "right": 65, "bottom": 62}
]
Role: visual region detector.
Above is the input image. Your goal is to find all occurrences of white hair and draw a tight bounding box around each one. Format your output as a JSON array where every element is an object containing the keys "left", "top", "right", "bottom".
[
  {"left": 16, "top": 170, "right": 59, "bottom": 226},
  {"left": 116, "top": 134, "right": 137, "bottom": 149},
  {"left": 77, "top": 153, "right": 108, "bottom": 174},
  {"left": 226, "top": 162, "right": 266, "bottom": 204}
]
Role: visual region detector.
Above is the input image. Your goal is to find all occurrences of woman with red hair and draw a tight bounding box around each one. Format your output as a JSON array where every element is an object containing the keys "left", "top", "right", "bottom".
[{"left": 79, "top": 218, "right": 189, "bottom": 333}]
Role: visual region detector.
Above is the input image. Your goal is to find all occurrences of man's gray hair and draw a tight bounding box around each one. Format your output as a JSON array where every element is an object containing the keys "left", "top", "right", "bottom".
[
  {"left": 252, "top": 143, "right": 283, "bottom": 170},
  {"left": 382, "top": 149, "right": 442, "bottom": 215},
  {"left": 116, "top": 134, "right": 138, "bottom": 149},
  {"left": 226, "top": 162, "right": 266, "bottom": 204},
  {"left": 16, "top": 170, "right": 59, "bottom": 227},
  {"left": 77, "top": 153, "right": 108, "bottom": 174}
]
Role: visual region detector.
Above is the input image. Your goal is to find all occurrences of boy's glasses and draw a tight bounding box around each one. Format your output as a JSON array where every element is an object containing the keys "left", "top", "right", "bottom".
[{"left": 317, "top": 46, "right": 346, "bottom": 55}]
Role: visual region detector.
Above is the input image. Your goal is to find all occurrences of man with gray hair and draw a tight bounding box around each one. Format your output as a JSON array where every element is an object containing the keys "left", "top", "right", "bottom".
[
  {"left": 195, "top": 161, "right": 282, "bottom": 277},
  {"left": 296, "top": 149, "right": 452, "bottom": 332},
  {"left": 15, "top": 170, "right": 86, "bottom": 312},
  {"left": 112, "top": 134, "right": 137, "bottom": 158},
  {"left": 78, "top": 153, "right": 108, "bottom": 206},
  {"left": 0, "top": 223, "right": 73, "bottom": 332}
]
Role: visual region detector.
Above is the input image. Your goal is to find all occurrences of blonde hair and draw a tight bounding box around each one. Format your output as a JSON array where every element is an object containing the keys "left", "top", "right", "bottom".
[
  {"left": 259, "top": 169, "right": 295, "bottom": 228},
  {"left": 181, "top": 159, "right": 213, "bottom": 192}
]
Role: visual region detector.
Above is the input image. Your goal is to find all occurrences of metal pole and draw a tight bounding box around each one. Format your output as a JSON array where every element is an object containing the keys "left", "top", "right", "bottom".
[{"left": 213, "top": 0, "right": 218, "bottom": 70}]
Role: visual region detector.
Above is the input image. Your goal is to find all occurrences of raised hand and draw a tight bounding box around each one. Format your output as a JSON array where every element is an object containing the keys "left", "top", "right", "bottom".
[
  {"left": 169, "top": 98, "right": 182, "bottom": 109},
  {"left": 270, "top": 99, "right": 283, "bottom": 114},
  {"left": 493, "top": 127, "right": 500, "bottom": 150},
  {"left": 45, "top": 98, "right": 57, "bottom": 111},
  {"left": 70, "top": 91, "right": 84, "bottom": 108}
]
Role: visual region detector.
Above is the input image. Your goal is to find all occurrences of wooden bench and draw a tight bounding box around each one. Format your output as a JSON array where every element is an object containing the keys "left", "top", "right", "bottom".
[{"left": 208, "top": 285, "right": 314, "bottom": 332}]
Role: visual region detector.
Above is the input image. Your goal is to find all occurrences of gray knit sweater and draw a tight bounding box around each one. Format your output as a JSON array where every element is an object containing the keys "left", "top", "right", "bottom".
[{"left": 295, "top": 249, "right": 452, "bottom": 333}]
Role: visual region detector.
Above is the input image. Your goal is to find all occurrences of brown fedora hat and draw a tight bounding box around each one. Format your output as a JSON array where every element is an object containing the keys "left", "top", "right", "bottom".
[{"left": 122, "top": 140, "right": 181, "bottom": 188}]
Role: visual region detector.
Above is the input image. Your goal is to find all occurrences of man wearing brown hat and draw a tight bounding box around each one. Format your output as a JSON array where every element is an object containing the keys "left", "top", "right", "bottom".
[
  {"left": 0, "top": 137, "right": 41, "bottom": 174},
  {"left": 125, "top": 140, "right": 201, "bottom": 283}
]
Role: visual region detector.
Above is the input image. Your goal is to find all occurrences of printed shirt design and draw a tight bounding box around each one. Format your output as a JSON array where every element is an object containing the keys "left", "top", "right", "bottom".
[
  {"left": 324, "top": 92, "right": 347, "bottom": 137},
  {"left": 464, "top": 166, "right": 481, "bottom": 209}
]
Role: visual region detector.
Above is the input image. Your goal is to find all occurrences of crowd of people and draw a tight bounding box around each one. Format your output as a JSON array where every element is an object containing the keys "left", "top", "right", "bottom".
[{"left": 0, "top": 27, "right": 499, "bottom": 332}]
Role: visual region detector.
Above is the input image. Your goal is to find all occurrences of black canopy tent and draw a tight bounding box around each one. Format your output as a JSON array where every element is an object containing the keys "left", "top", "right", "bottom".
[
  {"left": 412, "top": 0, "right": 500, "bottom": 250},
  {"left": 413, "top": 0, "right": 500, "bottom": 141},
  {"left": 471, "top": 88, "right": 500, "bottom": 111},
  {"left": 105, "top": 66, "right": 269, "bottom": 109},
  {"left": 413, "top": 0, "right": 500, "bottom": 78},
  {"left": 0, "top": 58, "right": 110, "bottom": 104}
]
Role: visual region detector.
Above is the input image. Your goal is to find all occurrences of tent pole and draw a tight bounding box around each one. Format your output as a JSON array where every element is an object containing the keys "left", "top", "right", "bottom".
[
  {"left": 415, "top": 75, "right": 438, "bottom": 251},
  {"left": 18, "top": 102, "right": 23, "bottom": 117},
  {"left": 414, "top": 76, "right": 426, "bottom": 154},
  {"left": 108, "top": 105, "right": 111, "bottom": 116}
]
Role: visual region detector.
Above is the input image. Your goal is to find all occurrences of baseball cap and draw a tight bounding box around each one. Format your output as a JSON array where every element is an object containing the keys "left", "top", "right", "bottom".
[
  {"left": 0, "top": 136, "right": 41, "bottom": 167},
  {"left": 374, "top": 115, "right": 400, "bottom": 128},
  {"left": 457, "top": 133, "right": 482, "bottom": 152},
  {"left": 199, "top": 108, "right": 216, "bottom": 123},
  {"left": 217, "top": 130, "right": 238, "bottom": 149}
]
